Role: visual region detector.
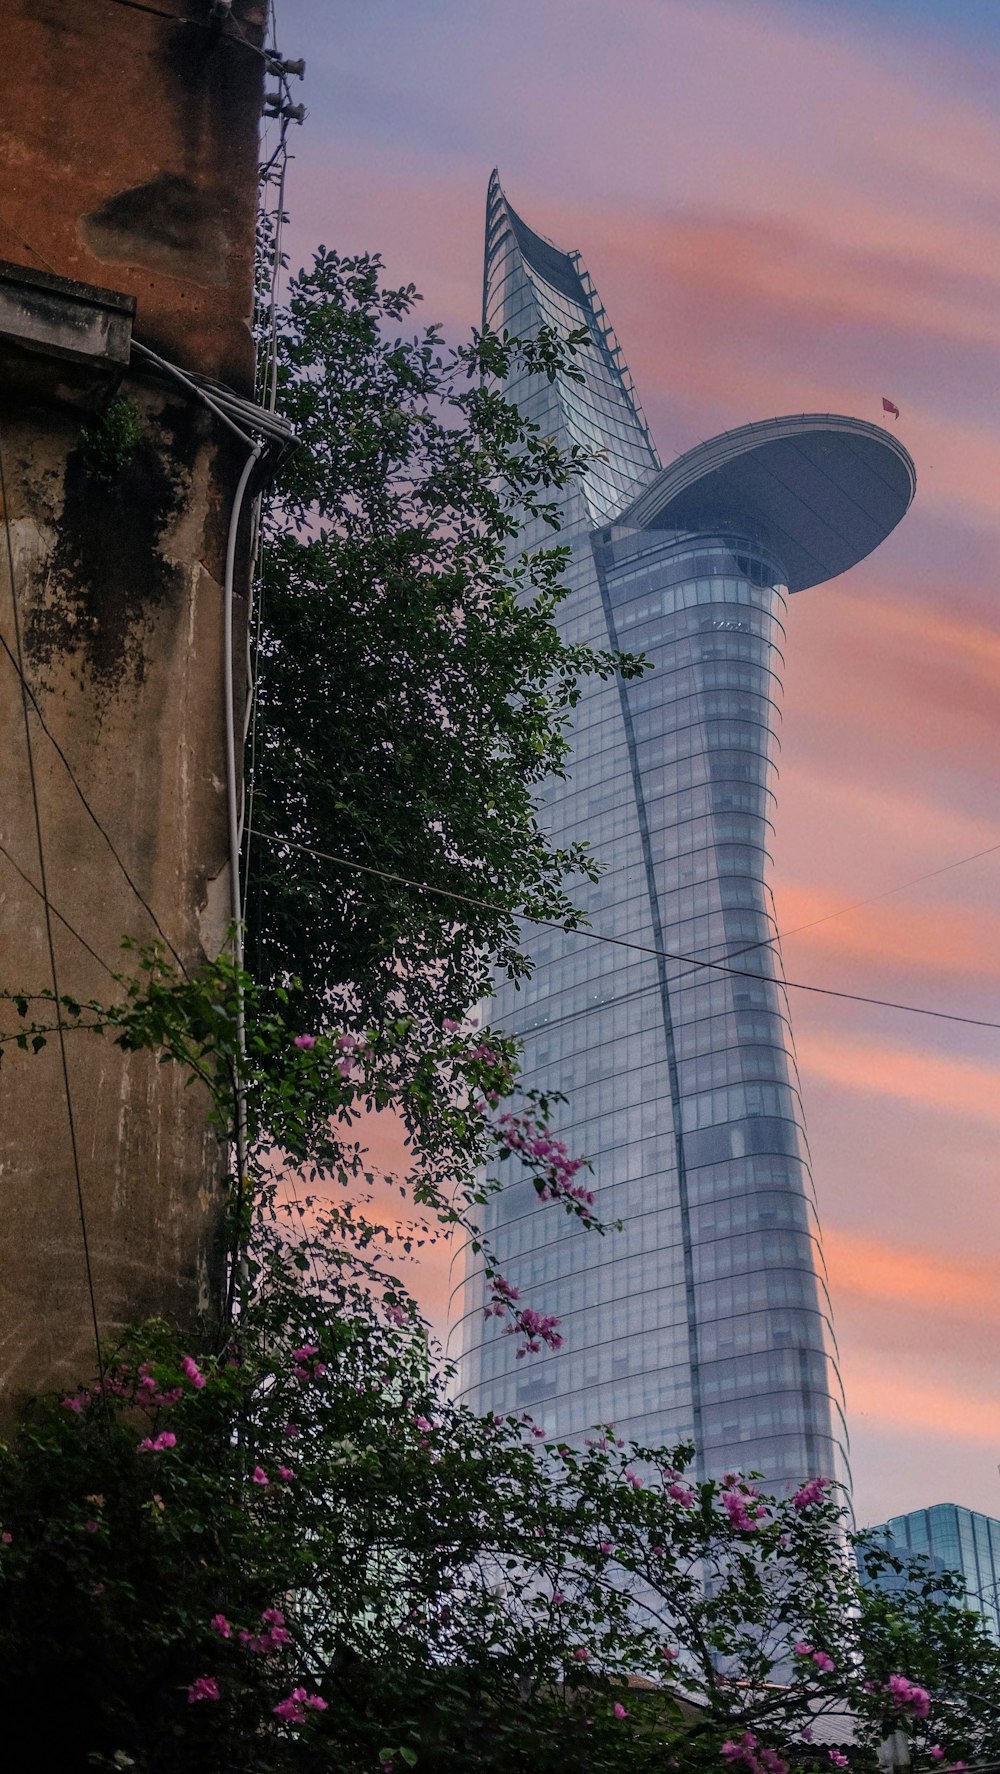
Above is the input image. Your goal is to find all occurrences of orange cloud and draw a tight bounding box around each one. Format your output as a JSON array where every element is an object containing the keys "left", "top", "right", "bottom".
[
  {"left": 812, "top": 588, "right": 1000, "bottom": 690},
  {"left": 800, "top": 1033, "right": 1000, "bottom": 1124},
  {"left": 780, "top": 762, "right": 1000, "bottom": 859},
  {"left": 606, "top": 207, "right": 1000, "bottom": 361},
  {"left": 776, "top": 583, "right": 1000, "bottom": 775},
  {"left": 824, "top": 1227, "right": 1000, "bottom": 1324},
  {"left": 775, "top": 882, "right": 1000, "bottom": 982},
  {"left": 845, "top": 1354, "right": 1000, "bottom": 1446}
]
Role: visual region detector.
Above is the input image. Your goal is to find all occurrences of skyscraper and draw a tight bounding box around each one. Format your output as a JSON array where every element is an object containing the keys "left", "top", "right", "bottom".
[
  {"left": 452, "top": 173, "right": 915, "bottom": 1493},
  {"left": 863, "top": 1505, "right": 1000, "bottom": 1644}
]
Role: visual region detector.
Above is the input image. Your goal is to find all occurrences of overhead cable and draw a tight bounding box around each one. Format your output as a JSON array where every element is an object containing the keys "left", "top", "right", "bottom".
[
  {"left": 0, "top": 422, "right": 107, "bottom": 1394},
  {"left": 679, "top": 837, "right": 1000, "bottom": 970},
  {"left": 0, "top": 838, "right": 119, "bottom": 981},
  {"left": 0, "top": 626, "right": 189, "bottom": 974},
  {"left": 251, "top": 830, "right": 1000, "bottom": 1033}
]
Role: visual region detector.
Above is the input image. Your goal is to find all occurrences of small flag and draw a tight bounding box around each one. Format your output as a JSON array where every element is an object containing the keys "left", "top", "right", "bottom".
[{"left": 882, "top": 396, "right": 900, "bottom": 419}]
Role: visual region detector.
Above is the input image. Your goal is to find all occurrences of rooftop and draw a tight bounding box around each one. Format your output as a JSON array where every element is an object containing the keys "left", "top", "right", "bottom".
[{"left": 613, "top": 412, "right": 915, "bottom": 593}]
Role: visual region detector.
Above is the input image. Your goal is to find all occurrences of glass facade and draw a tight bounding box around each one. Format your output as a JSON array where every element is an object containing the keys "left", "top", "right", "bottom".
[
  {"left": 451, "top": 173, "right": 912, "bottom": 1495},
  {"left": 865, "top": 1505, "right": 1000, "bottom": 1644}
]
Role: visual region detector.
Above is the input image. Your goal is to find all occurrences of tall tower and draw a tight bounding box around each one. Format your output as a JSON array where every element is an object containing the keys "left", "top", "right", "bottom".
[{"left": 452, "top": 174, "right": 914, "bottom": 1492}]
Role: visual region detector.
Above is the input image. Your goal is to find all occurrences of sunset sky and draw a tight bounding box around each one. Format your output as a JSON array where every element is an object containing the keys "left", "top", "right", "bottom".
[{"left": 278, "top": 0, "right": 1000, "bottom": 1525}]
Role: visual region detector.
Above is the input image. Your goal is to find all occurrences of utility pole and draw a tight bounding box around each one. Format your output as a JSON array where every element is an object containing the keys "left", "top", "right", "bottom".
[{"left": 0, "top": 0, "right": 275, "bottom": 1410}]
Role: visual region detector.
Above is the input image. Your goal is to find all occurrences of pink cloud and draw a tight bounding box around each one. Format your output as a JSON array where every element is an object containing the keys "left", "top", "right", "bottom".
[
  {"left": 799, "top": 1032, "right": 1000, "bottom": 1124},
  {"left": 775, "top": 882, "right": 1000, "bottom": 983},
  {"left": 846, "top": 1354, "right": 1000, "bottom": 1448},
  {"left": 825, "top": 1227, "right": 999, "bottom": 1323}
]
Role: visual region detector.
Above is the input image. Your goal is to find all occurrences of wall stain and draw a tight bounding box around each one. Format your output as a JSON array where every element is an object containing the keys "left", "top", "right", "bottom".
[
  {"left": 27, "top": 402, "right": 197, "bottom": 690},
  {"left": 80, "top": 172, "right": 228, "bottom": 287}
]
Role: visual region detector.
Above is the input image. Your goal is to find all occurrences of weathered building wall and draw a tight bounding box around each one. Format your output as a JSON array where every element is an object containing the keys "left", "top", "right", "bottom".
[{"left": 0, "top": 0, "right": 266, "bottom": 1405}]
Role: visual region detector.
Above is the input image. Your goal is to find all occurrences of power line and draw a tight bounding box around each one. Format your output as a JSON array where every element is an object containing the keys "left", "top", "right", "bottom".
[
  {"left": 251, "top": 828, "right": 1000, "bottom": 1033},
  {"left": 0, "top": 216, "right": 58, "bottom": 276},
  {"left": 97, "top": 0, "right": 262, "bottom": 38},
  {"left": 0, "top": 626, "right": 188, "bottom": 975},
  {"left": 0, "top": 423, "right": 106, "bottom": 1393},
  {"left": 0, "top": 838, "right": 119, "bottom": 981},
  {"left": 100, "top": 0, "right": 193, "bottom": 18},
  {"left": 690, "top": 837, "right": 1000, "bottom": 971},
  {"left": 241, "top": 118, "right": 292, "bottom": 914}
]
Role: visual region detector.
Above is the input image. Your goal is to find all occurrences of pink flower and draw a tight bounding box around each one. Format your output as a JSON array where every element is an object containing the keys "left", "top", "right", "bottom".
[
  {"left": 929, "top": 1753, "right": 944, "bottom": 1764},
  {"left": 723, "top": 1488, "right": 760, "bottom": 1532},
  {"left": 414, "top": 1416, "right": 433, "bottom": 1434},
  {"left": 793, "top": 1476, "right": 830, "bottom": 1510},
  {"left": 443, "top": 1018, "right": 459, "bottom": 1033},
  {"left": 624, "top": 1468, "right": 643, "bottom": 1489},
  {"left": 293, "top": 1034, "right": 316, "bottom": 1050},
  {"left": 551, "top": 1591, "right": 566, "bottom": 1606},
  {"left": 210, "top": 1614, "right": 231, "bottom": 1639},
  {"left": 292, "top": 1345, "right": 319, "bottom": 1362},
  {"left": 62, "top": 1393, "right": 88, "bottom": 1412},
  {"left": 385, "top": 1304, "right": 408, "bottom": 1326},
  {"left": 667, "top": 1481, "right": 695, "bottom": 1507},
  {"left": 84, "top": 1519, "right": 99, "bottom": 1534},
  {"left": 277, "top": 1465, "right": 294, "bottom": 1482},
  {"left": 273, "top": 1696, "right": 306, "bottom": 1724},
  {"left": 828, "top": 1755, "right": 849, "bottom": 1769},
  {"left": 812, "top": 1651, "right": 835, "bottom": 1673},
  {"left": 187, "top": 1675, "right": 220, "bottom": 1703},
  {"left": 252, "top": 1467, "right": 269, "bottom": 1486},
  {"left": 658, "top": 1647, "right": 677, "bottom": 1662},
  {"left": 572, "top": 1648, "right": 590, "bottom": 1662},
  {"left": 886, "top": 1674, "right": 931, "bottom": 1719},
  {"left": 613, "top": 1702, "right": 628, "bottom": 1719},
  {"left": 138, "top": 1431, "right": 176, "bottom": 1453},
  {"left": 181, "top": 1355, "right": 206, "bottom": 1390},
  {"left": 599, "top": 1540, "right": 614, "bottom": 1555},
  {"left": 151, "top": 1386, "right": 183, "bottom": 1407},
  {"left": 793, "top": 1642, "right": 813, "bottom": 1657},
  {"left": 273, "top": 1687, "right": 326, "bottom": 1724},
  {"left": 0, "top": 1532, "right": 11, "bottom": 1546}
]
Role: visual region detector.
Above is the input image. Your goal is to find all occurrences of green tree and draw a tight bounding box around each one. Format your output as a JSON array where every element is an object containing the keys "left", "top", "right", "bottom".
[
  {"left": 2, "top": 249, "right": 996, "bottom": 1774},
  {"left": 245, "top": 248, "right": 643, "bottom": 1035},
  {"left": 2, "top": 967, "right": 998, "bottom": 1773}
]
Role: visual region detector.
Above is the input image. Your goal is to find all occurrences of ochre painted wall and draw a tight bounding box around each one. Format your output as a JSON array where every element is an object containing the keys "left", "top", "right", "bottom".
[{"left": 0, "top": 1, "right": 265, "bottom": 1406}]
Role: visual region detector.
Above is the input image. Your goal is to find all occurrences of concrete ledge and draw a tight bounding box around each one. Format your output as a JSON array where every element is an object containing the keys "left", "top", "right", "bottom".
[{"left": 0, "top": 259, "right": 135, "bottom": 411}]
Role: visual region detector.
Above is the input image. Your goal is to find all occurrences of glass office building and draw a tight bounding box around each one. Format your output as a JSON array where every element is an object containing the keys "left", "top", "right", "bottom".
[
  {"left": 452, "top": 173, "right": 915, "bottom": 1492},
  {"left": 864, "top": 1505, "right": 1000, "bottom": 1643}
]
